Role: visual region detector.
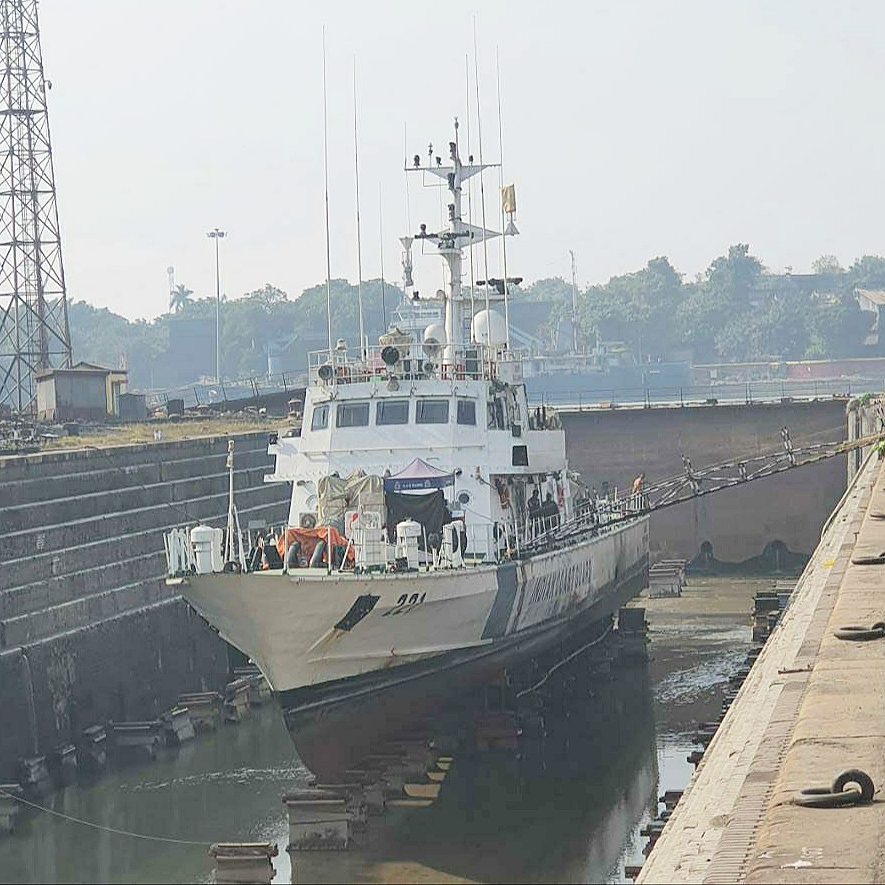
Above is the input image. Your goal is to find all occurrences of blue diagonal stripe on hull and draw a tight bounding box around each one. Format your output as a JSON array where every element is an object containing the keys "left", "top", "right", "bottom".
[{"left": 481, "top": 562, "right": 520, "bottom": 639}]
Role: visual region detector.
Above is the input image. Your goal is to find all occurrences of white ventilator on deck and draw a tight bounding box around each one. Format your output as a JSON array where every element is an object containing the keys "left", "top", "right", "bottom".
[
  {"left": 440, "top": 519, "right": 465, "bottom": 568},
  {"left": 422, "top": 323, "right": 447, "bottom": 361},
  {"left": 395, "top": 519, "right": 422, "bottom": 570}
]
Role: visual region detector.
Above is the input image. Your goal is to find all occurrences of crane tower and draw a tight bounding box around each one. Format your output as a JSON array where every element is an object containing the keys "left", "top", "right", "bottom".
[{"left": 0, "top": 0, "right": 72, "bottom": 416}]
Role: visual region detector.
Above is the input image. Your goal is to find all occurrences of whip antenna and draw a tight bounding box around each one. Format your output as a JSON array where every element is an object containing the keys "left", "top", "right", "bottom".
[
  {"left": 322, "top": 27, "right": 333, "bottom": 359},
  {"left": 353, "top": 57, "right": 366, "bottom": 356}
]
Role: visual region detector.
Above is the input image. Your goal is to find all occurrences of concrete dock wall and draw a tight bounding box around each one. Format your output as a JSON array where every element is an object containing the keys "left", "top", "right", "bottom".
[
  {"left": 561, "top": 399, "right": 847, "bottom": 564},
  {"left": 636, "top": 438, "right": 882, "bottom": 884},
  {"left": 0, "top": 432, "right": 289, "bottom": 780}
]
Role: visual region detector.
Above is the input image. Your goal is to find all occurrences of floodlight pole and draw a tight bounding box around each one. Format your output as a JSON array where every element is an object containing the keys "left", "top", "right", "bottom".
[{"left": 207, "top": 228, "right": 227, "bottom": 382}]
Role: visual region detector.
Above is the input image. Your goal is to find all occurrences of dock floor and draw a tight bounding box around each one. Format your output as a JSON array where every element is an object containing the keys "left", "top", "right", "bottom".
[{"left": 638, "top": 451, "right": 885, "bottom": 884}]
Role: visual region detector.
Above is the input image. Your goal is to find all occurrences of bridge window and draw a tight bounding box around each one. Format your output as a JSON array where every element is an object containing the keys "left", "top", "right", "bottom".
[
  {"left": 457, "top": 400, "right": 476, "bottom": 426},
  {"left": 512, "top": 445, "right": 529, "bottom": 467},
  {"left": 377, "top": 399, "right": 409, "bottom": 425},
  {"left": 336, "top": 402, "right": 370, "bottom": 427},
  {"left": 416, "top": 399, "right": 449, "bottom": 424},
  {"left": 311, "top": 404, "right": 329, "bottom": 430}
]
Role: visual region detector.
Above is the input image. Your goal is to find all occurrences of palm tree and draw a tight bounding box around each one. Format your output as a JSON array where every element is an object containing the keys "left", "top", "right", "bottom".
[{"left": 169, "top": 283, "right": 193, "bottom": 313}]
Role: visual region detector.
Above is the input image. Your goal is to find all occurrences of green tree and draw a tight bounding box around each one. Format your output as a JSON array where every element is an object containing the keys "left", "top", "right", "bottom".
[
  {"left": 578, "top": 256, "right": 684, "bottom": 358},
  {"left": 169, "top": 283, "right": 193, "bottom": 313},
  {"left": 848, "top": 255, "right": 885, "bottom": 288},
  {"left": 812, "top": 255, "right": 844, "bottom": 275},
  {"left": 676, "top": 244, "right": 764, "bottom": 361}
]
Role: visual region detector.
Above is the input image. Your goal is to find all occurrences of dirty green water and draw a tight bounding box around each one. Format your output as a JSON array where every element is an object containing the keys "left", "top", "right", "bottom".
[{"left": 0, "top": 577, "right": 767, "bottom": 884}]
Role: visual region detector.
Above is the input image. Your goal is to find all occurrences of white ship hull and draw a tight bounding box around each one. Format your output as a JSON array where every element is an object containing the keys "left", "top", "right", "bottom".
[
  {"left": 180, "top": 517, "right": 647, "bottom": 693},
  {"left": 178, "top": 517, "right": 648, "bottom": 773}
]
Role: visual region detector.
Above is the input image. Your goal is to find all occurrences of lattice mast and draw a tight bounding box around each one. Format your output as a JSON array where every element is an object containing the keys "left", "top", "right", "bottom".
[
  {"left": 0, "top": 0, "right": 71, "bottom": 415},
  {"left": 405, "top": 120, "right": 499, "bottom": 365}
]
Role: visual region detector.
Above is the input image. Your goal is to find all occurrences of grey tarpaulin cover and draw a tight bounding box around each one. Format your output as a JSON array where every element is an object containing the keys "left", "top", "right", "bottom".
[{"left": 317, "top": 471, "right": 385, "bottom": 532}]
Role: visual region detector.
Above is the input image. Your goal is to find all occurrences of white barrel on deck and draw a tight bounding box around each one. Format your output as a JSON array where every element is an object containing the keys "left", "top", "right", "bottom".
[
  {"left": 395, "top": 519, "right": 422, "bottom": 570},
  {"left": 190, "top": 525, "right": 217, "bottom": 575}
]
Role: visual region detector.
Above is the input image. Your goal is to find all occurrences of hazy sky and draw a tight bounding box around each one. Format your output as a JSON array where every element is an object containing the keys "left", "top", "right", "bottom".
[{"left": 38, "top": 0, "right": 885, "bottom": 320}]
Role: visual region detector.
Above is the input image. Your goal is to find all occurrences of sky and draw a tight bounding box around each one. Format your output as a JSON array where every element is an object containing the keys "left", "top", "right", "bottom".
[{"left": 36, "top": 0, "right": 885, "bottom": 320}]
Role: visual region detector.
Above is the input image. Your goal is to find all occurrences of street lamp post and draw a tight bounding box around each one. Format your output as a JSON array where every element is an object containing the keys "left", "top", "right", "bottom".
[{"left": 207, "top": 228, "right": 227, "bottom": 383}]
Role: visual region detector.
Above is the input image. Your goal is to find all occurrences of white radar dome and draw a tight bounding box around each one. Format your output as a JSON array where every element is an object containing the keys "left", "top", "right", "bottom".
[
  {"left": 423, "top": 323, "right": 447, "bottom": 346},
  {"left": 471, "top": 309, "right": 507, "bottom": 346}
]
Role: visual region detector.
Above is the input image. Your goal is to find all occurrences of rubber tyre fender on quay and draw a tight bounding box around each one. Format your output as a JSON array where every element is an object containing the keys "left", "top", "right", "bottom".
[
  {"left": 850, "top": 554, "right": 885, "bottom": 565},
  {"left": 832, "top": 769, "right": 875, "bottom": 803},
  {"left": 794, "top": 787, "right": 863, "bottom": 808},
  {"left": 834, "top": 625, "right": 885, "bottom": 641}
]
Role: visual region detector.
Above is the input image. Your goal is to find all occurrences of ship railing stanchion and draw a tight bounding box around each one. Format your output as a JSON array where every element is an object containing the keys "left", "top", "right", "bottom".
[
  {"left": 234, "top": 507, "right": 246, "bottom": 572},
  {"left": 327, "top": 524, "right": 332, "bottom": 575}
]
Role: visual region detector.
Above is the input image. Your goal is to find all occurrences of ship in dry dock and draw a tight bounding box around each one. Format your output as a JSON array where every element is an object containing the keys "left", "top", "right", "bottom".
[{"left": 166, "top": 123, "right": 649, "bottom": 775}]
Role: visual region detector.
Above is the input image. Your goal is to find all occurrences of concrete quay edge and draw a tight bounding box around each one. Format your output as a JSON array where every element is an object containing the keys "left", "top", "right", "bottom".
[{"left": 638, "top": 450, "right": 882, "bottom": 884}]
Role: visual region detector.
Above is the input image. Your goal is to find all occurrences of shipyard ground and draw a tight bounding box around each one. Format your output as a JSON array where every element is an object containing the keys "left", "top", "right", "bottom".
[
  {"left": 9, "top": 414, "right": 275, "bottom": 452},
  {"left": 638, "top": 449, "right": 885, "bottom": 884}
]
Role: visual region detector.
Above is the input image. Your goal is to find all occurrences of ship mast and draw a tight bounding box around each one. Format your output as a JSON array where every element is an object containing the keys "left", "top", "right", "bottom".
[{"left": 405, "top": 119, "right": 500, "bottom": 365}]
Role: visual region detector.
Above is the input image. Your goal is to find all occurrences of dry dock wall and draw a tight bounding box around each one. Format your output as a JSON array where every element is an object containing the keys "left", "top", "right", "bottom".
[
  {"left": 635, "top": 429, "right": 884, "bottom": 884},
  {"left": 0, "top": 432, "right": 289, "bottom": 780},
  {"left": 560, "top": 399, "right": 847, "bottom": 565}
]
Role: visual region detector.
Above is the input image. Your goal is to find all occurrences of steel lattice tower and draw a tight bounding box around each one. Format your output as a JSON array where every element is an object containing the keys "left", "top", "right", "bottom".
[{"left": 0, "top": 0, "right": 71, "bottom": 415}]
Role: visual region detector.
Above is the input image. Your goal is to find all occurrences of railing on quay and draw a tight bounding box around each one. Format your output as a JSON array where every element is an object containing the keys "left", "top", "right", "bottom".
[
  {"left": 143, "top": 371, "right": 309, "bottom": 411},
  {"left": 529, "top": 378, "right": 878, "bottom": 410},
  {"left": 142, "top": 372, "right": 879, "bottom": 418}
]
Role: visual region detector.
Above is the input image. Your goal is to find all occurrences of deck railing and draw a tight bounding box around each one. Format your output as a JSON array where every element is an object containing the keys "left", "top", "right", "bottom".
[
  {"left": 307, "top": 344, "right": 527, "bottom": 386},
  {"left": 167, "top": 493, "right": 647, "bottom": 579}
]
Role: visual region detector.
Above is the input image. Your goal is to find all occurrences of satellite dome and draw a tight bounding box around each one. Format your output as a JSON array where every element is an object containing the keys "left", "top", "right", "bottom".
[
  {"left": 423, "top": 323, "right": 446, "bottom": 359},
  {"left": 471, "top": 309, "right": 507, "bottom": 346},
  {"left": 423, "top": 323, "right": 446, "bottom": 345}
]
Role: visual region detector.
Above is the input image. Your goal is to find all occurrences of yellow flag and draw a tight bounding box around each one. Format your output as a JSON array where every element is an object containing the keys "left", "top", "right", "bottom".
[{"left": 501, "top": 184, "right": 516, "bottom": 214}]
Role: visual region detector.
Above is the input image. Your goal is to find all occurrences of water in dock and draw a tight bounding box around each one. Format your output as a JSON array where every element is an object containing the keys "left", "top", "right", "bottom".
[{"left": 0, "top": 577, "right": 767, "bottom": 884}]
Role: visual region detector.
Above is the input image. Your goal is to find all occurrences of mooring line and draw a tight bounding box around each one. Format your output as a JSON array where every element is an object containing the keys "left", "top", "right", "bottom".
[
  {"left": 515, "top": 623, "right": 614, "bottom": 698},
  {"left": 0, "top": 786, "right": 214, "bottom": 846}
]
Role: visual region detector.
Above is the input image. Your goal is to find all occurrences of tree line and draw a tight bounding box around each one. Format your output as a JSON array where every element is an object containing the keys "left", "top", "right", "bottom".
[
  {"left": 68, "top": 245, "right": 885, "bottom": 389},
  {"left": 533, "top": 247, "right": 883, "bottom": 363}
]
